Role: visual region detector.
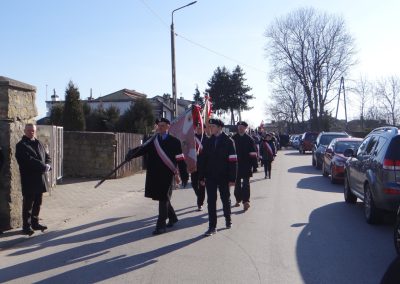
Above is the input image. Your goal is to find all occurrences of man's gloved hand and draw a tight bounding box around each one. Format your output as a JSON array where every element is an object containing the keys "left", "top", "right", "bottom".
[{"left": 125, "top": 149, "right": 135, "bottom": 162}]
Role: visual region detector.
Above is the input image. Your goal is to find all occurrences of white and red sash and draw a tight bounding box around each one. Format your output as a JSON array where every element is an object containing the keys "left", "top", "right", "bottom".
[
  {"left": 154, "top": 136, "right": 185, "bottom": 174},
  {"left": 195, "top": 136, "right": 203, "bottom": 154},
  {"left": 263, "top": 141, "right": 274, "bottom": 157}
]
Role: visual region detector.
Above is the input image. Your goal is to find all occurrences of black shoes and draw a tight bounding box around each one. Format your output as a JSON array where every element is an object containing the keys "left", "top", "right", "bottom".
[
  {"left": 204, "top": 228, "right": 217, "bottom": 236},
  {"left": 166, "top": 219, "right": 178, "bottom": 228},
  {"left": 32, "top": 223, "right": 48, "bottom": 232},
  {"left": 197, "top": 205, "right": 203, "bottom": 211},
  {"left": 226, "top": 222, "right": 232, "bottom": 229},
  {"left": 22, "top": 227, "right": 35, "bottom": 236},
  {"left": 152, "top": 228, "right": 166, "bottom": 235}
]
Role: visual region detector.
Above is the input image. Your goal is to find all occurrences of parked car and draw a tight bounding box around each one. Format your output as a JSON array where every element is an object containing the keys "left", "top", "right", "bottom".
[
  {"left": 292, "top": 135, "right": 301, "bottom": 149},
  {"left": 322, "top": 137, "right": 363, "bottom": 184},
  {"left": 395, "top": 205, "right": 400, "bottom": 255},
  {"left": 299, "top": 132, "right": 318, "bottom": 154},
  {"left": 312, "top": 132, "right": 349, "bottom": 169},
  {"left": 343, "top": 127, "right": 400, "bottom": 224}
]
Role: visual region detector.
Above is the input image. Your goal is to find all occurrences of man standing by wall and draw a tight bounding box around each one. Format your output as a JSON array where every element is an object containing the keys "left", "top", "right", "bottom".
[
  {"left": 15, "top": 123, "right": 51, "bottom": 236},
  {"left": 199, "top": 118, "right": 237, "bottom": 236},
  {"left": 125, "top": 118, "right": 188, "bottom": 235},
  {"left": 232, "top": 121, "right": 258, "bottom": 211}
]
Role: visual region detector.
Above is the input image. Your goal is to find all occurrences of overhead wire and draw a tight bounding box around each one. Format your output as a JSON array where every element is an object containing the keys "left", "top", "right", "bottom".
[{"left": 138, "top": 0, "right": 268, "bottom": 75}]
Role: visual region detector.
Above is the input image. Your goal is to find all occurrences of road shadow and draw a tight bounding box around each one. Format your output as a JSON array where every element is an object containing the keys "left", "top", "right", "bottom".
[
  {"left": 297, "top": 176, "right": 343, "bottom": 193},
  {"left": 288, "top": 165, "right": 319, "bottom": 175},
  {"left": 35, "top": 235, "right": 204, "bottom": 284},
  {"left": 57, "top": 177, "right": 99, "bottom": 185},
  {"left": 380, "top": 256, "right": 400, "bottom": 284},
  {"left": 296, "top": 202, "right": 396, "bottom": 284},
  {"left": 285, "top": 151, "right": 311, "bottom": 156},
  {"left": 0, "top": 207, "right": 208, "bottom": 283}
]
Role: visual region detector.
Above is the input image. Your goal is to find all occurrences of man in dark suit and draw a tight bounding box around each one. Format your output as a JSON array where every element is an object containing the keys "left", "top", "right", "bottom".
[
  {"left": 125, "top": 117, "right": 188, "bottom": 235},
  {"left": 232, "top": 121, "right": 258, "bottom": 211},
  {"left": 199, "top": 118, "right": 237, "bottom": 236},
  {"left": 16, "top": 123, "right": 51, "bottom": 236},
  {"left": 190, "top": 123, "right": 208, "bottom": 211}
]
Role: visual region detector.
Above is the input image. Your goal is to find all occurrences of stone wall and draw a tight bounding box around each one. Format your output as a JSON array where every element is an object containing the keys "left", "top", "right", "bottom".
[
  {"left": 63, "top": 132, "right": 143, "bottom": 178},
  {"left": 0, "top": 76, "right": 37, "bottom": 230}
]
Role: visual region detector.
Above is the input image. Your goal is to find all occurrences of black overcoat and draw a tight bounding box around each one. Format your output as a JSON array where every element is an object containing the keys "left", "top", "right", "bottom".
[
  {"left": 198, "top": 132, "right": 237, "bottom": 183},
  {"left": 15, "top": 136, "right": 51, "bottom": 195},
  {"left": 130, "top": 134, "right": 187, "bottom": 201},
  {"left": 232, "top": 133, "right": 258, "bottom": 178}
]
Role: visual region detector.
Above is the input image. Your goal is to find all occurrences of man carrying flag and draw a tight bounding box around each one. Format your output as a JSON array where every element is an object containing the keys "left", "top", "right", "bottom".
[
  {"left": 125, "top": 117, "right": 188, "bottom": 235},
  {"left": 190, "top": 122, "right": 208, "bottom": 211}
]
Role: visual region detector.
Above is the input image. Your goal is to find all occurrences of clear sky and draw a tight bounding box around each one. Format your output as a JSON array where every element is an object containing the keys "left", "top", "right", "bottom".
[{"left": 1, "top": 0, "right": 399, "bottom": 127}]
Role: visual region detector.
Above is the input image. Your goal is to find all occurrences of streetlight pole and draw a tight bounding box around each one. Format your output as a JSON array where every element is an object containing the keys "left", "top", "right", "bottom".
[{"left": 171, "top": 1, "right": 197, "bottom": 119}]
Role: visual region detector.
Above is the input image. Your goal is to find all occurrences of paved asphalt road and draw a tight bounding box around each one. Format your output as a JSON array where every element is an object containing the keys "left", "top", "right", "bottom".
[{"left": 0, "top": 149, "right": 397, "bottom": 283}]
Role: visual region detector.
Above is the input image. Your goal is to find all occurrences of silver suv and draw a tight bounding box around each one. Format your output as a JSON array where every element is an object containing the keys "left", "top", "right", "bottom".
[{"left": 343, "top": 127, "right": 400, "bottom": 224}]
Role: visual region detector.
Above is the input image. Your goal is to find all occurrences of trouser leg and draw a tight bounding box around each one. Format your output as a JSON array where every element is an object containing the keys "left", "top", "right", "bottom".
[
  {"left": 267, "top": 161, "right": 272, "bottom": 177},
  {"left": 157, "top": 200, "right": 168, "bottom": 229},
  {"left": 234, "top": 178, "right": 242, "bottom": 203},
  {"left": 198, "top": 182, "right": 206, "bottom": 207},
  {"left": 219, "top": 182, "right": 231, "bottom": 224},
  {"left": 206, "top": 179, "right": 218, "bottom": 229},
  {"left": 31, "top": 194, "right": 43, "bottom": 226},
  {"left": 263, "top": 160, "right": 268, "bottom": 176},
  {"left": 191, "top": 171, "right": 204, "bottom": 207},
  {"left": 242, "top": 177, "right": 250, "bottom": 203},
  {"left": 22, "top": 194, "right": 35, "bottom": 229}
]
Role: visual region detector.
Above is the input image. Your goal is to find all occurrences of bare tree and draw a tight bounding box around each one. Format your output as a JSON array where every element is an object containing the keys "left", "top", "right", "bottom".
[
  {"left": 265, "top": 7, "right": 356, "bottom": 131},
  {"left": 375, "top": 76, "right": 400, "bottom": 126},
  {"left": 350, "top": 75, "right": 372, "bottom": 129},
  {"left": 267, "top": 72, "right": 308, "bottom": 132}
]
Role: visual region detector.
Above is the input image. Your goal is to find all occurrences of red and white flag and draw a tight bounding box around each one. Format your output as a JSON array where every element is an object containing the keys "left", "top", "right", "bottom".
[{"left": 169, "top": 106, "right": 201, "bottom": 173}]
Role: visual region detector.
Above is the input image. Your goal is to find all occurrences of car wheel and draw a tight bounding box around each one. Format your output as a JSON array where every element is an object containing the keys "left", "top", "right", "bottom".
[
  {"left": 364, "top": 183, "right": 383, "bottom": 224},
  {"left": 344, "top": 175, "right": 357, "bottom": 203},
  {"left": 330, "top": 166, "right": 338, "bottom": 184},
  {"left": 322, "top": 162, "right": 329, "bottom": 177},
  {"left": 395, "top": 218, "right": 400, "bottom": 255}
]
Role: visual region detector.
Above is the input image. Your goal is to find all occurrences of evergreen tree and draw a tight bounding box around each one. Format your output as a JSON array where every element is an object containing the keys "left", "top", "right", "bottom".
[
  {"left": 63, "top": 81, "right": 85, "bottom": 131},
  {"left": 49, "top": 104, "right": 64, "bottom": 126},
  {"left": 206, "top": 65, "right": 253, "bottom": 124},
  {"left": 193, "top": 86, "right": 204, "bottom": 107},
  {"left": 118, "top": 98, "right": 154, "bottom": 134}
]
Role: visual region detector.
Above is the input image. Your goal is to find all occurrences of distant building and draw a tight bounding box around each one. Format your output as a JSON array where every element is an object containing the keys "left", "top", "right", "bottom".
[{"left": 44, "top": 88, "right": 193, "bottom": 122}]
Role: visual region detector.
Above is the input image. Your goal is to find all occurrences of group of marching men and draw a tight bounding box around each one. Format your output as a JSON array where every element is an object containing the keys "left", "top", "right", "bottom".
[{"left": 125, "top": 117, "right": 278, "bottom": 236}]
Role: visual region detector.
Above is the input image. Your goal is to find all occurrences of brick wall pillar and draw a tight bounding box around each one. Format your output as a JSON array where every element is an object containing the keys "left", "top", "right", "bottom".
[{"left": 0, "top": 76, "right": 37, "bottom": 231}]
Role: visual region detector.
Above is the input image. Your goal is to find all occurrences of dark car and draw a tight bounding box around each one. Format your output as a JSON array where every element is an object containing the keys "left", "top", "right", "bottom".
[
  {"left": 322, "top": 137, "right": 363, "bottom": 184},
  {"left": 343, "top": 127, "right": 400, "bottom": 224},
  {"left": 312, "top": 132, "right": 349, "bottom": 169},
  {"left": 299, "top": 132, "right": 318, "bottom": 154},
  {"left": 395, "top": 205, "right": 400, "bottom": 255}
]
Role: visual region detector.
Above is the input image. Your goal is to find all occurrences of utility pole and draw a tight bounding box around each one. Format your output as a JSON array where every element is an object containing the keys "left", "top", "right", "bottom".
[
  {"left": 335, "top": 77, "right": 348, "bottom": 128},
  {"left": 171, "top": 1, "right": 197, "bottom": 119}
]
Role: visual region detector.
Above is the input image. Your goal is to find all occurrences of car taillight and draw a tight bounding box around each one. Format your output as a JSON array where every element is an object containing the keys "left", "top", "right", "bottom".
[
  {"left": 383, "top": 188, "right": 400, "bottom": 195},
  {"left": 383, "top": 159, "right": 400, "bottom": 170}
]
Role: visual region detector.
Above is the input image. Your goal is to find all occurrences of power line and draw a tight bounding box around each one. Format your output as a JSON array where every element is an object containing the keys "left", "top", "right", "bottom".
[
  {"left": 176, "top": 33, "right": 268, "bottom": 75},
  {"left": 138, "top": 0, "right": 268, "bottom": 75}
]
